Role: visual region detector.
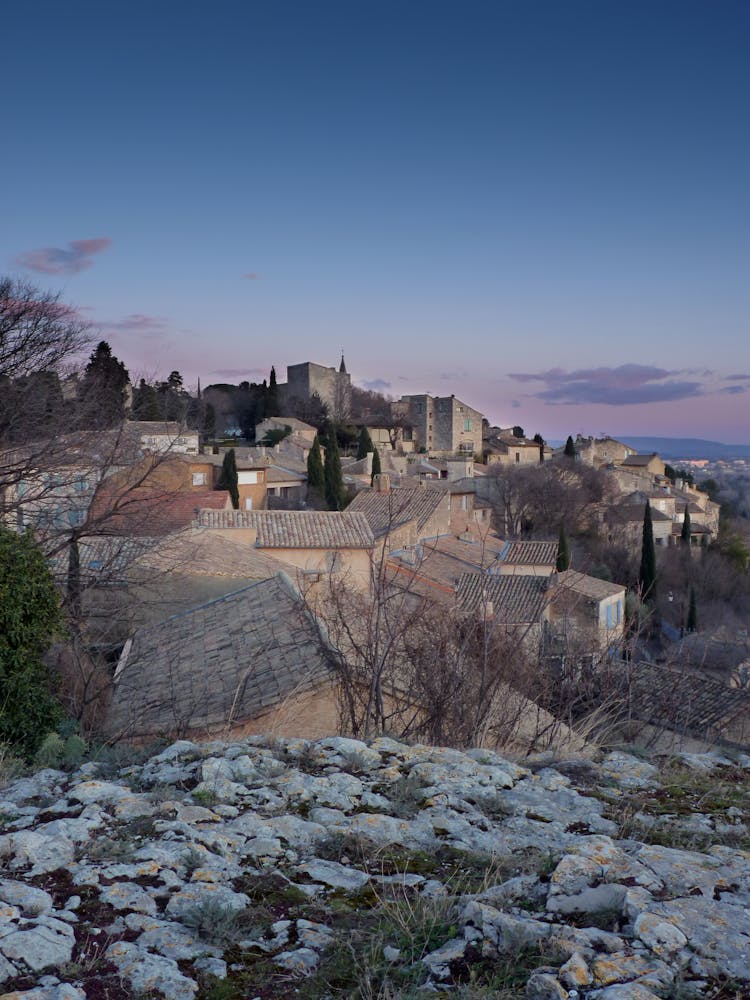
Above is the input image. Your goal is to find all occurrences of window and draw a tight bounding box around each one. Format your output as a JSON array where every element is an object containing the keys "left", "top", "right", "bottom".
[
  {"left": 326, "top": 551, "right": 341, "bottom": 572},
  {"left": 76, "top": 476, "right": 89, "bottom": 492},
  {"left": 68, "top": 509, "right": 85, "bottom": 527},
  {"left": 616, "top": 600, "right": 622, "bottom": 624},
  {"left": 192, "top": 472, "right": 207, "bottom": 486},
  {"left": 606, "top": 603, "right": 614, "bottom": 629},
  {"left": 515, "top": 452, "right": 520, "bottom": 463},
  {"left": 464, "top": 419, "right": 472, "bottom": 431},
  {"left": 245, "top": 497, "right": 253, "bottom": 510}
]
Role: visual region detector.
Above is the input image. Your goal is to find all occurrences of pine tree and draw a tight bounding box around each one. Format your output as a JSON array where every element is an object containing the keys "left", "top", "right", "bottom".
[
  {"left": 324, "top": 431, "right": 345, "bottom": 511},
  {"left": 370, "top": 446, "right": 381, "bottom": 486},
  {"left": 687, "top": 586, "right": 698, "bottom": 633},
  {"left": 681, "top": 504, "right": 692, "bottom": 544},
  {"left": 357, "top": 426, "right": 374, "bottom": 461},
  {"left": 563, "top": 435, "right": 576, "bottom": 458},
  {"left": 217, "top": 449, "right": 240, "bottom": 509},
  {"left": 81, "top": 341, "right": 130, "bottom": 427},
  {"left": 556, "top": 524, "right": 570, "bottom": 571},
  {"left": 307, "top": 435, "right": 325, "bottom": 493},
  {"left": 639, "top": 500, "right": 657, "bottom": 601}
]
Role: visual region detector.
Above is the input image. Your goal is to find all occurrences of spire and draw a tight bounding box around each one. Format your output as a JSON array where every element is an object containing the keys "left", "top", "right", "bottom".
[{"left": 339, "top": 351, "right": 347, "bottom": 374}]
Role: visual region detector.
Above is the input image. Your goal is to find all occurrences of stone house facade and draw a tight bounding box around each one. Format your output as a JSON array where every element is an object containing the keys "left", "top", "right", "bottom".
[{"left": 398, "top": 394, "right": 483, "bottom": 454}]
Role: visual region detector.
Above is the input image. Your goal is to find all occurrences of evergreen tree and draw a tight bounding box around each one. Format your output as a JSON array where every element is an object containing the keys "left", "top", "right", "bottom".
[
  {"left": 356, "top": 425, "right": 374, "bottom": 461},
  {"left": 687, "top": 586, "right": 698, "bottom": 633},
  {"left": 268, "top": 366, "right": 279, "bottom": 416},
  {"left": 556, "top": 524, "right": 570, "bottom": 571},
  {"left": 307, "top": 435, "right": 325, "bottom": 493},
  {"left": 512, "top": 425, "right": 524, "bottom": 438},
  {"left": 324, "top": 430, "right": 345, "bottom": 511},
  {"left": 370, "top": 446, "right": 381, "bottom": 486},
  {"left": 639, "top": 500, "right": 657, "bottom": 601},
  {"left": 81, "top": 341, "right": 130, "bottom": 427},
  {"left": 533, "top": 432, "right": 545, "bottom": 462},
  {"left": 0, "top": 526, "right": 63, "bottom": 758},
  {"left": 216, "top": 449, "right": 240, "bottom": 509},
  {"left": 681, "top": 504, "right": 692, "bottom": 544},
  {"left": 563, "top": 435, "right": 576, "bottom": 458}
]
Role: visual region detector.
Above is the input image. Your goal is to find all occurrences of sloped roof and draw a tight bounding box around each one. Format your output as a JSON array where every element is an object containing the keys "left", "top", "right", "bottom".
[
  {"left": 387, "top": 534, "right": 507, "bottom": 601},
  {"left": 499, "top": 540, "right": 558, "bottom": 567},
  {"left": 622, "top": 453, "right": 660, "bottom": 467},
  {"left": 134, "top": 527, "right": 288, "bottom": 578},
  {"left": 553, "top": 570, "right": 625, "bottom": 601},
  {"left": 347, "top": 487, "right": 447, "bottom": 537},
  {"left": 107, "top": 574, "right": 333, "bottom": 739},
  {"left": 89, "top": 489, "right": 231, "bottom": 536},
  {"left": 607, "top": 504, "right": 672, "bottom": 524},
  {"left": 197, "top": 509, "right": 375, "bottom": 549},
  {"left": 456, "top": 573, "right": 548, "bottom": 623},
  {"left": 266, "top": 465, "right": 306, "bottom": 484}
]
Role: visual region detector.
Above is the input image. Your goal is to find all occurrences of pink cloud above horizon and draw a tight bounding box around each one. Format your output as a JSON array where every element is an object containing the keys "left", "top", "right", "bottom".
[{"left": 16, "top": 237, "right": 112, "bottom": 275}]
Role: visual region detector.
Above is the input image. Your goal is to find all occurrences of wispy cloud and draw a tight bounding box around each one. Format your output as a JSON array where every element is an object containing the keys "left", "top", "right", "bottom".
[
  {"left": 243, "top": 272, "right": 259, "bottom": 280},
  {"left": 720, "top": 384, "right": 746, "bottom": 395},
  {"left": 511, "top": 399, "right": 521, "bottom": 409},
  {"left": 99, "top": 313, "right": 167, "bottom": 333},
  {"left": 508, "top": 364, "right": 704, "bottom": 406},
  {"left": 726, "top": 373, "right": 750, "bottom": 381},
  {"left": 360, "top": 378, "right": 391, "bottom": 392},
  {"left": 16, "top": 237, "right": 112, "bottom": 275}
]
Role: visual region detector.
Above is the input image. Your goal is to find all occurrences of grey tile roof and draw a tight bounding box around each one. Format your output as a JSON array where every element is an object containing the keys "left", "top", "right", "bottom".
[
  {"left": 196, "top": 509, "right": 375, "bottom": 549},
  {"left": 107, "top": 574, "right": 333, "bottom": 740},
  {"left": 553, "top": 570, "right": 625, "bottom": 601},
  {"left": 135, "top": 527, "right": 289, "bottom": 577},
  {"left": 456, "top": 573, "right": 548, "bottom": 623},
  {"left": 499, "top": 541, "right": 558, "bottom": 566},
  {"left": 347, "top": 487, "right": 447, "bottom": 536}
]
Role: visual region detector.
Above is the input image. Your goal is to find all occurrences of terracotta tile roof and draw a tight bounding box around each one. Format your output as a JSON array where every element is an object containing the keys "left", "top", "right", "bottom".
[
  {"left": 499, "top": 540, "right": 558, "bottom": 567},
  {"left": 106, "top": 574, "right": 333, "bottom": 740},
  {"left": 456, "top": 573, "right": 548, "bottom": 623},
  {"left": 622, "top": 453, "right": 659, "bottom": 467},
  {"left": 89, "top": 488, "right": 231, "bottom": 536},
  {"left": 196, "top": 509, "right": 375, "bottom": 549},
  {"left": 608, "top": 504, "right": 672, "bottom": 523},
  {"left": 553, "top": 570, "right": 625, "bottom": 601},
  {"left": 347, "top": 487, "right": 447, "bottom": 537}
]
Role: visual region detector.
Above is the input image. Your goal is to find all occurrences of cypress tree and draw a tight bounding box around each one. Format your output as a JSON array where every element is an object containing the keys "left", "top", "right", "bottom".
[
  {"left": 563, "top": 435, "right": 576, "bottom": 458},
  {"left": 307, "top": 434, "right": 325, "bottom": 492},
  {"left": 217, "top": 449, "right": 240, "bottom": 510},
  {"left": 687, "top": 586, "right": 698, "bottom": 633},
  {"left": 556, "top": 524, "right": 570, "bottom": 571},
  {"left": 681, "top": 504, "right": 692, "bottom": 544},
  {"left": 370, "top": 446, "right": 381, "bottom": 486},
  {"left": 356, "top": 425, "right": 374, "bottom": 461},
  {"left": 324, "top": 431, "right": 345, "bottom": 511},
  {"left": 639, "top": 500, "right": 657, "bottom": 601}
]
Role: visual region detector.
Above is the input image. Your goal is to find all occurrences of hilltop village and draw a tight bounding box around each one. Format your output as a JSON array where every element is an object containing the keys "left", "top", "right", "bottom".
[
  {"left": 3, "top": 339, "right": 750, "bottom": 999},
  {"left": 4, "top": 347, "right": 745, "bottom": 756}
]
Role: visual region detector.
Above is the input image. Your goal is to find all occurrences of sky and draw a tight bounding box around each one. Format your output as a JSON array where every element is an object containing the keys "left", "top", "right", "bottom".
[{"left": 2, "top": 0, "right": 749, "bottom": 443}]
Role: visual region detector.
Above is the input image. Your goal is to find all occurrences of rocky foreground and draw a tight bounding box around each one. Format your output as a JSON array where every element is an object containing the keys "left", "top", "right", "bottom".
[{"left": 2, "top": 737, "right": 750, "bottom": 999}]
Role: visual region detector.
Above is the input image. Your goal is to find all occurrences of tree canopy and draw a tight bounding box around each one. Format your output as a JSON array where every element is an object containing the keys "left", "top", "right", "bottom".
[{"left": 0, "top": 526, "right": 64, "bottom": 757}]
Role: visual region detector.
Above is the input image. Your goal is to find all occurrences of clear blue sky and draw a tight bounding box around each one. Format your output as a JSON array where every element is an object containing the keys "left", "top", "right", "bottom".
[{"left": 3, "top": 0, "right": 748, "bottom": 442}]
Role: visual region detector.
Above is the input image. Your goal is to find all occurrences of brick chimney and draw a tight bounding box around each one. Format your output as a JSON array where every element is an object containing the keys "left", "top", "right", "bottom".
[{"left": 373, "top": 473, "right": 391, "bottom": 493}]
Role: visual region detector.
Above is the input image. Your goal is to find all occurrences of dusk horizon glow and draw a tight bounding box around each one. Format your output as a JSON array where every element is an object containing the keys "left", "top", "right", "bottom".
[{"left": 3, "top": 1, "right": 748, "bottom": 444}]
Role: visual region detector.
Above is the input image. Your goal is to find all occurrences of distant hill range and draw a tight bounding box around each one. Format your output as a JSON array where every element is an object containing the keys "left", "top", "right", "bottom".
[{"left": 616, "top": 437, "right": 750, "bottom": 462}]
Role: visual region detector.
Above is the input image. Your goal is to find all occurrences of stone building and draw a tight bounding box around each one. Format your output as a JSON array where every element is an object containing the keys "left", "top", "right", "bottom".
[
  {"left": 397, "top": 394, "right": 483, "bottom": 454},
  {"left": 280, "top": 357, "right": 351, "bottom": 421}
]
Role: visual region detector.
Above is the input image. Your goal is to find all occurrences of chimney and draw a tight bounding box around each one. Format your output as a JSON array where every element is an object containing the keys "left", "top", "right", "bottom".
[{"left": 373, "top": 473, "right": 391, "bottom": 493}]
